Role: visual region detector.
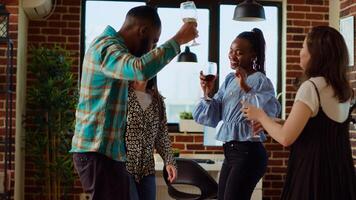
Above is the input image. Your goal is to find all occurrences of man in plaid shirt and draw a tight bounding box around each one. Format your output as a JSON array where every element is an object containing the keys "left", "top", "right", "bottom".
[{"left": 71, "top": 6, "right": 197, "bottom": 200}]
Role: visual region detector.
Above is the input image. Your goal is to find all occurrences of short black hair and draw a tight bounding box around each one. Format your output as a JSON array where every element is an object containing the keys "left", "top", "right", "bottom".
[{"left": 126, "top": 6, "right": 161, "bottom": 28}]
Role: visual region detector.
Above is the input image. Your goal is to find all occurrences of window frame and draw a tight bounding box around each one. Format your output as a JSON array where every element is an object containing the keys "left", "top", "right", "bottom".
[
  {"left": 80, "top": 0, "right": 147, "bottom": 77},
  {"left": 80, "top": 0, "right": 283, "bottom": 132}
]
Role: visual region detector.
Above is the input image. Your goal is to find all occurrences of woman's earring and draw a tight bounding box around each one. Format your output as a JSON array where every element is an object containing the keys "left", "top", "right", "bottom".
[{"left": 252, "top": 58, "right": 258, "bottom": 70}]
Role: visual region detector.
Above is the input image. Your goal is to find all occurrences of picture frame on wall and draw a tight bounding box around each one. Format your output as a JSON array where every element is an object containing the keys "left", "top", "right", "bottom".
[{"left": 340, "top": 16, "right": 354, "bottom": 67}]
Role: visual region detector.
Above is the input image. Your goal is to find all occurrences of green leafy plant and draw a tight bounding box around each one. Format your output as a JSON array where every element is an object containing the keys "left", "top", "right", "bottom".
[
  {"left": 172, "top": 148, "right": 180, "bottom": 157},
  {"left": 179, "top": 111, "right": 193, "bottom": 120},
  {"left": 25, "top": 45, "right": 77, "bottom": 200}
]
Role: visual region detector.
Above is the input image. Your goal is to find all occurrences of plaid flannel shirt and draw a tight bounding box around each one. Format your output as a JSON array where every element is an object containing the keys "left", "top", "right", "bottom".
[{"left": 70, "top": 26, "right": 180, "bottom": 161}]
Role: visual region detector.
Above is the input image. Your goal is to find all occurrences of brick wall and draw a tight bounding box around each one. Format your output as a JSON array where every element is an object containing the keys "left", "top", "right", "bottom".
[
  {"left": 0, "top": 0, "right": 18, "bottom": 198},
  {"left": 170, "top": 133, "right": 223, "bottom": 154},
  {"left": 340, "top": 0, "right": 356, "bottom": 167}
]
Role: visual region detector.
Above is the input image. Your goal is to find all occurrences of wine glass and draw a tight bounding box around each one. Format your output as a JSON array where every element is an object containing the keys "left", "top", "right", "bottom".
[
  {"left": 180, "top": 1, "right": 199, "bottom": 46},
  {"left": 242, "top": 93, "right": 261, "bottom": 139},
  {"left": 201, "top": 62, "right": 217, "bottom": 100}
]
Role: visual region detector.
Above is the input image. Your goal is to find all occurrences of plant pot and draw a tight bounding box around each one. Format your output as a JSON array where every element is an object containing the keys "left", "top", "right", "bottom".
[{"left": 179, "top": 119, "right": 203, "bottom": 132}]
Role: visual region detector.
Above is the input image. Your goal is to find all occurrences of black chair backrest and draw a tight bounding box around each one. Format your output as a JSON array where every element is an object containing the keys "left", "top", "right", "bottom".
[{"left": 163, "top": 158, "right": 218, "bottom": 200}]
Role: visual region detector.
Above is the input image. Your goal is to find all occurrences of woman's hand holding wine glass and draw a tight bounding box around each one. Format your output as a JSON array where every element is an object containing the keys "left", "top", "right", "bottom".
[
  {"left": 241, "top": 93, "right": 262, "bottom": 139},
  {"left": 200, "top": 62, "right": 217, "bottom": 100}
]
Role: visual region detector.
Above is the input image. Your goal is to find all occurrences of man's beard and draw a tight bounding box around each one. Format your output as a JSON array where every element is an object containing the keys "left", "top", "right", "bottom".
[{"left": 133, "top": 37, "right": 150, "bottom": 57}]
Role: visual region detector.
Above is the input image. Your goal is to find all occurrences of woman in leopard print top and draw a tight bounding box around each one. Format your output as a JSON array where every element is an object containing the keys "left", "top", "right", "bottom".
[{"left": 126, "top": 77, "right": 176, "bottom": 200}]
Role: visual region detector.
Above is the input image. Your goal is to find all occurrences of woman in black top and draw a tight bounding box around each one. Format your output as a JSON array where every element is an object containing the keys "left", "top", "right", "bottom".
[{"left": 244, "top": 26, "right": 356, "bottom": 200}]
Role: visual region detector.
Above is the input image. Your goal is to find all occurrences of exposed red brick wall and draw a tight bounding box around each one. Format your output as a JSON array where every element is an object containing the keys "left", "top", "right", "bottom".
[
  {"left": 27, "top": 1, "right": 80, "bottom": 77},
  {"left": 170, "top": 133, "right": 223, "bottom": 154},
  {"left": 0, "top": 0, "right": 18, "bottom": 198},
  {"left": 340, "top": 0, "right": 356, "bottom": 168}
]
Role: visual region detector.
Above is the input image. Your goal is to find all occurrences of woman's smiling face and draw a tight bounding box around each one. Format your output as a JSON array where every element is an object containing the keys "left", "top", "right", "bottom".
[{"left": 228, "top": 38, "right": 256, "bottom": 71}]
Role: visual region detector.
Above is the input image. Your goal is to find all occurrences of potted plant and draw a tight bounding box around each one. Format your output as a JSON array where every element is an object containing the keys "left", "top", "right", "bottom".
[
  {"left": 179, "top": 111, "right": 203, "bottom": 132},
  {"left": 25, "top": 45, "right": 77, "bottom": 200}
]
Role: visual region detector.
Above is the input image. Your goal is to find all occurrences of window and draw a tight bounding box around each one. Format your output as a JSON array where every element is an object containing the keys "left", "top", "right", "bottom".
[
  {"left": 156, "top": 8, "right": 210, "bottom": 123},
  {"left": 83, "top": 1, "right": 145, "bottom": 52},
  {"left": 219, "top": 5, "right": 280, "bottom": 91},
  {"left": 81, "top": 1, "right": 282, "bottom": 135}
]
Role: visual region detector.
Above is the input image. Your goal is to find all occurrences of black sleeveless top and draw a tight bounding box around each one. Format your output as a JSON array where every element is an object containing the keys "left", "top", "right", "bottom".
[{"left": 281, "top": 81, "right": 356, "bottom": 200}]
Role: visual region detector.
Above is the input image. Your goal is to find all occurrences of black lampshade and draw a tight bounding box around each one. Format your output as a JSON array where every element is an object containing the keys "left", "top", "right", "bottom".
[
  {"left": 233, "top": 0, "right": 266, "bottom": 21},
  {"left": 0, "top": 4, "right": 9, "bottom": 42},
  {"left": 177, "top": 46, "right": 197, "bottom": 62}
]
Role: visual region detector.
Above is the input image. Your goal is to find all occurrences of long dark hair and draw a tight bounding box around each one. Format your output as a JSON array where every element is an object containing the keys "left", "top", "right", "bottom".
[
  {"left": 146, "top": 76, "right": 165, "bottom": 121},
  {"left": 305, "top": 26, "right": 352, "bottom": 102},
  {"left": 237, "top": 28, "right": 266, "bottom": 74}
]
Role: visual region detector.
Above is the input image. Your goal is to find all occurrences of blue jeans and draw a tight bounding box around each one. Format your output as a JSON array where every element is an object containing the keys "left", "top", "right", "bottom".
[{"left": 129, "top": 174, "right": 156, "bottom": 200}]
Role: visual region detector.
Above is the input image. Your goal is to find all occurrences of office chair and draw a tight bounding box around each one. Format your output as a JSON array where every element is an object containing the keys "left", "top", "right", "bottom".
[{"left": 163, "top": 158, "right": 218, "bottom": 200}]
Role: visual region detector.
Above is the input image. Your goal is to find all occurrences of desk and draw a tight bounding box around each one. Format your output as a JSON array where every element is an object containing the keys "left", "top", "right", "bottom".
[{"left": 154, "top": 154, "right": 262, "bottom": 200}]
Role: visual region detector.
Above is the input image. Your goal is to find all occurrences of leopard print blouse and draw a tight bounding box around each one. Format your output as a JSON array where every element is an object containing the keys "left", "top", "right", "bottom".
[{"left": 126, "top": 87, "right": 176, "bottom": 182}]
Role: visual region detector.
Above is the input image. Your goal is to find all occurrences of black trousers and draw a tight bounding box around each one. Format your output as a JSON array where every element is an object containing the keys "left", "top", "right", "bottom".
[
  {"left": 73, "top": 152, "right": 131, "bottom": 200},
  {"left": 218, "top": 141, "right": 267, "bottom": 200}
]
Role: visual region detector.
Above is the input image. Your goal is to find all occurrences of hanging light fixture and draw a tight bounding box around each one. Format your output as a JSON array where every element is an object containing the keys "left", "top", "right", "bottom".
[
  {"left": 233, "top": 0, "right": 266, "bottom": 21},
  {"left": 177, "top": 46, "right": 197, "bottom": 62}
]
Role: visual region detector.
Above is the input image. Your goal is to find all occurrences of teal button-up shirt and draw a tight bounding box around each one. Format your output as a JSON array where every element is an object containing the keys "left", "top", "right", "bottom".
[{"left": 71, "top": 26, "right": 180, "bottom": 161}]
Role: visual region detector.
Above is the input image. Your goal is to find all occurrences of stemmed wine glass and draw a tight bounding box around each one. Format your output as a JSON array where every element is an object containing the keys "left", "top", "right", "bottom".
[
  {"left": 242, "top": 93, "right": 261, "bottom": 139},
  {"left": 180, "top": 1, "right": 199, "bottom": 46},
  {"left": 201, "top": 62, "right": 217, "bottom": 100}
]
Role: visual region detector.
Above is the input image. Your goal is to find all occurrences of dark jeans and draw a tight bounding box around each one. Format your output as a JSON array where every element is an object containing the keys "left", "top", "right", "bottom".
[
  {"left": 218, "top": 141, "right": 267, "bottom": 200},
  {"left": 129, "top": 174, "right": 156, "bottom": 200},
  {"left": 73, "top": 152, "right": 131, "bottom": 200}
]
